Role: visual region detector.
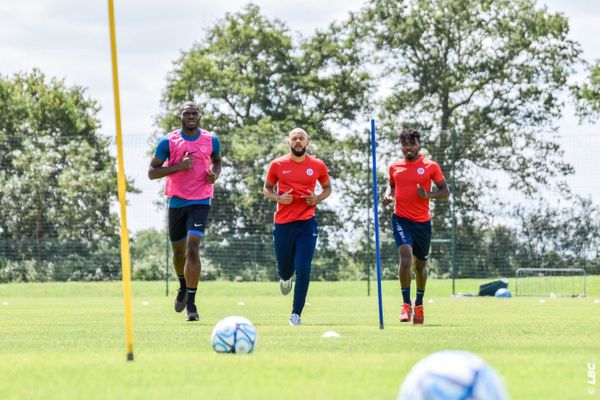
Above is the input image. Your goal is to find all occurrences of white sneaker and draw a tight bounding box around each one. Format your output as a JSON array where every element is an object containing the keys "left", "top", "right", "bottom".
[
  {"left": 279, "top": 278, "right": 293, "bottom": 295},
  {"left": 289, "top": 313, "right": 301, "bottom": 326}
]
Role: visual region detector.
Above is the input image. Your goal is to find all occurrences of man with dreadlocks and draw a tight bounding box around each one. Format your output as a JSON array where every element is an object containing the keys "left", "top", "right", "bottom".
[{"left": 382, "top": 128, "right": 450, "bottom": 324}]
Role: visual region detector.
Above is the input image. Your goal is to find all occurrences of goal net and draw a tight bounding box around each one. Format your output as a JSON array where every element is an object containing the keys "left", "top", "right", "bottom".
[{"left": 515, "top": 268, "right": 586, "bottom": 297}]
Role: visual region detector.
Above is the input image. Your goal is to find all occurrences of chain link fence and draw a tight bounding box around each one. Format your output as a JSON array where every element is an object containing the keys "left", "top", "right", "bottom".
[{"left": 1, "top": 131, "right": 599, "bottom": 296}]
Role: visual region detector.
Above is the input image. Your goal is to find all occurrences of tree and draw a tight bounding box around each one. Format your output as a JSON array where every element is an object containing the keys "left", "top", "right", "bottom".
[
  {"left": 336, "top": 0, "right": 583, "bottom": 274},
  {"left": 155, "top": 4, "right": 372, "bottom": 278},
  {"left": 352, "top": 0, "right": 581, "bottom": 184},
  {"left": 0, "top": 69, "right": 123, "bottom": 281},
  {"left": 513, "top": 196, "right": 600, "bottom": 271},
  {"left": 365, "top": 0, "right": 581, "bottom": 181},
  {"left": 130, "top": 228, "right": 170, "bottom": 281},
  {"left": 573, "top": 60, "right": 600, "bottom": 121}
]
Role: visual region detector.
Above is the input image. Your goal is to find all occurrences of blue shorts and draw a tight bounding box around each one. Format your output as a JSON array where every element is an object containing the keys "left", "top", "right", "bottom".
[
  {"left": 168, "top": 204, "right": 210, "bottom": 242},
  {"left": 273, "top": 217, "right": 318, "bottom": 279},
  {"left": 391, "top": 215, "right": 432, "bottom": 261}
]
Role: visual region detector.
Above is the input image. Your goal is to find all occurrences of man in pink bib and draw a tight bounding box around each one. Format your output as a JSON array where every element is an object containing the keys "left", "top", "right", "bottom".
[{"left": 148, "top": 101, "right": 221, "bottom": 321}]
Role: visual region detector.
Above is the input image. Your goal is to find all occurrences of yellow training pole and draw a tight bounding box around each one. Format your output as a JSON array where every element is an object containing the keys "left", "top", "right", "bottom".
[{"left": 107, "top": 0, "right": 134, "bottom": 361}]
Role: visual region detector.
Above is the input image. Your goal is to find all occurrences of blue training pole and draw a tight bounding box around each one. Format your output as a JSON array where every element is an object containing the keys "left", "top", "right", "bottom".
[{"left": 370, "top": 118, "right": 384, "bottom": 329}]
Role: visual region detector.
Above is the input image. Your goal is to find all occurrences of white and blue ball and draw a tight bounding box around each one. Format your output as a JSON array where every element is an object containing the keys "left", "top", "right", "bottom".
[
  {"left": 398, "top": 350, "right": 508, "bottom": 400},
  {"left": 495, "top": 288, "right": 512, "bottom": 298},
  {"left": 211, "top": 316, "right": 257, "bottom": 354}
]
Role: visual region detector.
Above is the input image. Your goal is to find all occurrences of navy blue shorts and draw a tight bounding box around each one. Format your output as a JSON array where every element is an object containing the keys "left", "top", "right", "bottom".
[
  {"left": 273, "top": 217, "right": 318, "bottom": 279},
  {"left": 391, "top": 215, "right": 432, "bottom": 261},
  {"left": 168, "top": 204, "right": 210, "bottom": 242}
]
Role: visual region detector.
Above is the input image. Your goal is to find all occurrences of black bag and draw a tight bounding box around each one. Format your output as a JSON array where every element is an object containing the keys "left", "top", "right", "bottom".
[{"left": 478, "top": 278, "right": 508, "bottom": 296}]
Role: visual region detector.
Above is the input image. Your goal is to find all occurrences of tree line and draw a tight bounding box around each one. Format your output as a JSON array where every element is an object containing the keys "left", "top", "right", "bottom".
[{"left": 1, "top": 0, "right": 599, "bottom": 282}]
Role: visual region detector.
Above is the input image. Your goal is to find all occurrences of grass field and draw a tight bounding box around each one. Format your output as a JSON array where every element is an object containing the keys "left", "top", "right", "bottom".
[{"left": 1, "top": 278, "right": 599, "bottom": 399}]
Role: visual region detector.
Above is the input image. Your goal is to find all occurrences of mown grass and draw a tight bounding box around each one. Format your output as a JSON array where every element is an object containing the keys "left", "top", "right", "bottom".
[{"left": 1, "top": 278, "right": 599, "bottom": 399}]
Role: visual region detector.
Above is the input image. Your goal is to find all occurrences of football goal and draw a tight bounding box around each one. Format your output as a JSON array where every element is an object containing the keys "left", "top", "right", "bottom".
[{"left": 515, "top": 268, "right": 586, "bottom": 297}]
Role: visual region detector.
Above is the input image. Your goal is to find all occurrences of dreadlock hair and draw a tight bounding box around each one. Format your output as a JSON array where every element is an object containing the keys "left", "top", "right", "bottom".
[{"left": 399, "top": 128, "right": 421, "bottom": 144}]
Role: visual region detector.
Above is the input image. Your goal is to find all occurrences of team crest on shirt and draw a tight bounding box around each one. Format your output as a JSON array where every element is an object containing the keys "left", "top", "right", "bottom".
[
  {"left": 200, "top": 145, "right": 208, "bottom": 153},
  {"left": 417, "top": 167, "right": 425, "bottom": 175},
  {"left": 306, "top": 168, "right": 314, "bottom": 176}
]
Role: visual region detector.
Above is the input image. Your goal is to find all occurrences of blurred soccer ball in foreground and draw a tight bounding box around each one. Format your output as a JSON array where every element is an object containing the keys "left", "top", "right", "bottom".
[
  {"left": 211, "top": 316, "right": 257, "bottom": 354},
  {"left": 398, "top": 350, "right": 508, "bottom": 400}
]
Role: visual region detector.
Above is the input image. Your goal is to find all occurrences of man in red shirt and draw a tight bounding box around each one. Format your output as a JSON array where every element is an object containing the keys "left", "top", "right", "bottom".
[
  {"left": 383, "top": 128, "right": 449, "bottom": 324},
  {"left": 263, "top": 128, "right": 332, "bottom": 326}
]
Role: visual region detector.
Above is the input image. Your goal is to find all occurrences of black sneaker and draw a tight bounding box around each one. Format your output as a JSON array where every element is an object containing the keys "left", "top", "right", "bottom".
[
  {"left": 186, "top": 304, "right": 199, "bottom": 321},
  {"left": 174, "top": 288, "right": 188, "bottom": 313}
]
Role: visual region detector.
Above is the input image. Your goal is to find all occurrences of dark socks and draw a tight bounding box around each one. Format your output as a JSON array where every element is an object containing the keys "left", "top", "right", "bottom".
[
  {"left": 186, "top": 288, "right": 197, "bottom": 307},
  {"left": 177, "top": 275, "right": 186, "bottom": 290},
  {"left": 401, "top": 287, "right": 411, "bottom": 305},
  {"left": 415, "top": 289, "right": 425, "bottom": 306}
]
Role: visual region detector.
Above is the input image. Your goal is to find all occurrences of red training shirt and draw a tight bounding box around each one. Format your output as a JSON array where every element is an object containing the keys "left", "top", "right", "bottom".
[
  {"left": 389, "top": 155, "right": 445, "bottom": 222},
  {"left": 265, "top": 154, "right": 330, "bottom": 224}
]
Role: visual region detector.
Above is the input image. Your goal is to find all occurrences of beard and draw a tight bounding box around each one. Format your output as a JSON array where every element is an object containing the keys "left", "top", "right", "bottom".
[{"left": 291, "top": 146, "right": 306, "bottom": 157}]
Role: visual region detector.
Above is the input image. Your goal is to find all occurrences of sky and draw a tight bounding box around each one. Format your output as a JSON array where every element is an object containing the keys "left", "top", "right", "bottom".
[{"left": 1, "top": 0, "right": 599, "bottom": 232}]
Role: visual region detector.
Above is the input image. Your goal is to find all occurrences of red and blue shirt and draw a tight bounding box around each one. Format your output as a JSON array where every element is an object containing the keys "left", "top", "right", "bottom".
[
  {"left": 389, "top": 155, "right": 445, "bottom": 222},
  {"left": 265, "top": 154, "right": 330, "bottom": 224}
]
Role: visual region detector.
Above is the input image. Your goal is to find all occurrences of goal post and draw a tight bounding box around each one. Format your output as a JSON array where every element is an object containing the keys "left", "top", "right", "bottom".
[{"left": 515, "top": 268, "right": 586, "bottom": 297}]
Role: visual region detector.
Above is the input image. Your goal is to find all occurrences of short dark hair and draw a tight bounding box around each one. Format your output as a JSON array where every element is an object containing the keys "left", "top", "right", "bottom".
[
  {"left": 180, "top": 100, "right": 198, "bottom": 113},
  {"left": 399, "top": 128, "right": 421, "bottom": 144}
]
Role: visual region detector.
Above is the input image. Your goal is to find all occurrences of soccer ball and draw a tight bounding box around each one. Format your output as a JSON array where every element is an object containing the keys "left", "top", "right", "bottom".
[
  {"left": 211, "top": 316, "right": 257, "bottom": 354},
  {"left": 398, "top": 350, "right": 508, "bottom": 400},
  {"left": 495, "top": 288, "right": 512, "bottom": 298}
]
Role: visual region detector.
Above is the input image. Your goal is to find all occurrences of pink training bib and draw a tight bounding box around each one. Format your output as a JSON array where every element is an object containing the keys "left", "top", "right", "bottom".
[{"left": 164, "top": 129, "right": 214, "bottom": 200}]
